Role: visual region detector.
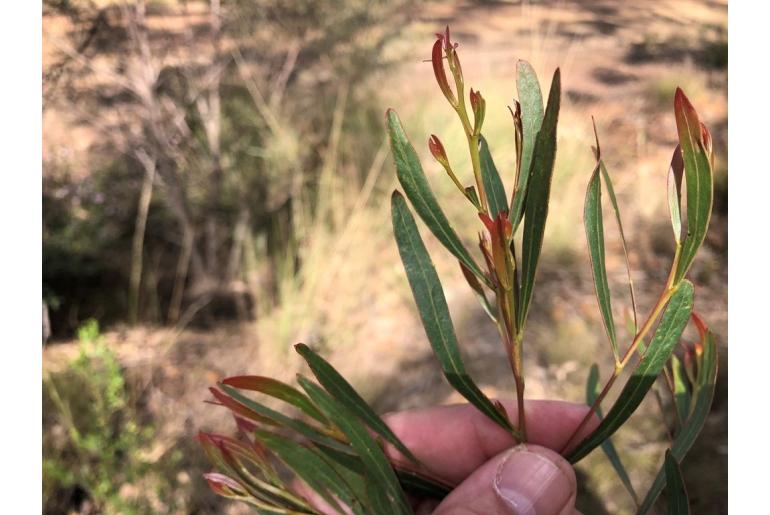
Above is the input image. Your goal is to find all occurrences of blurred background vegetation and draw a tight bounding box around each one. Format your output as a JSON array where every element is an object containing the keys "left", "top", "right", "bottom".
[{"left": 42, "top": 0, "right": 727, "bottom": 513}]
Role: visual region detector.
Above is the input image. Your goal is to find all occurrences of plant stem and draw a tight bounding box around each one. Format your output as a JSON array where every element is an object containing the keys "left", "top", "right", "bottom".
[
  {"left": 559, "top": 247, "right": 682, "bottom": 454},
  {"left": 467, "top": 133, "right": 488, "bottom": 213},
  {"left": 619, "top": 286, "right": 676, "bottom": 367},
  {"left": 512, "top": 335, "right": 527, "bottom": 440},
  {"left": 495, "top": 286, "right": 527, "bottom": 439},
  {"left": 454, "top": 98, "right": 488, "bottom": 214}
]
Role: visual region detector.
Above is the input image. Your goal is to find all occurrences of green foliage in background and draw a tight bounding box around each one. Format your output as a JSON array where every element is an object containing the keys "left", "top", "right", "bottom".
[
  {"left": 43, "top": 0, "right": 411, "bottom": 335},
  {"left": 43, "top": 320, "right": 182, "bottom": 514}
]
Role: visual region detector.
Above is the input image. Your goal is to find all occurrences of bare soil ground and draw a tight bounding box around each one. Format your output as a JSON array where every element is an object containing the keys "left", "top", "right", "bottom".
[{"left": 43, "top": 1, "right": 727, "bottom": 513}]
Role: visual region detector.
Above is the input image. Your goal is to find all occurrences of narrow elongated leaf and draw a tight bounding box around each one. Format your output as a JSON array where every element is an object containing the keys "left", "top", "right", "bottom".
[
  {"left": 517, "top": 68, "right": 561, "bottom": 330},
  {"left": 672, "top": 89, "right": 713, "bottom": 283},
  {"left": 203, "top": 432, "right": 310, "bottom": 510},
  {"left": 478, "top": 135, "right": 508, "bottom": 218},
  {"left": 215, "top": 442, "right": 308, "bottom": 510},
  {"left": 586, "top": 364, "right": 638, "bottom": 504},
  {"left": 204, "top": 472, "right": 250, "bottom": 499},
  {"left": 318, "top": 445, "right": 452, "bottom": 502},
  {"left": 209, "top": 387, "right": 279, "bottom": 427},
  {"left": 585, "top": 364, "right": 601, "bottom": 407},
  {"left": 667, "top": 145, "right": 685, "bottom": 244},
  {"left": 199, "top": 431, "right": 279, "bottom": 485},
  {"left": 568, "top": 281, "right": 694, "bottom": 463},
  {"left": 216, "top": 384, "right": 351, "bottom": 454},
  {"left": 294, "top": 343, "right": 418, "bottom": 464},
  {"left": 510, "top": 60, "right": 545, "bottom": 228},
  {"left": 637, "top": 331, "right": 717, "bottom": 514},
  {"left": 222, "top": 376, "right": 327, "bottom": 424},
  {"left": 585, "top": 164, "right": 618, "bottom": 357},
  {"left": 600, "top": 162, "right": 638, "bottom": 331},
  {"left": 584, "top": 160, "right": 639, "bottom": 358},
  {"left": 392, "top": 191, "right": 515, "bottom": 434},
  {"left": 204, "top": 473, "right": 293, "bottom": 512},
  {"left": 670, "top": 354, "right": 691, "bottom": 425},
  {"left": 386, "top": 109, "right": 489, "bottom": 287},
  {"left": 664, "top": 450, "right": 690, "bottom": 514},
  {"left": 199, "top": 434, "right": 253, "bottom": 487},
  {"left": 367, "top": 482, "right": 399, "bottom": 515},
  {"left": 459, "top": 261, "right": 497, "bottom": 323},
  {"left": 297, "top": 376, "right": 412, "bottom": 515},
  {"left": 312, "top": 445, "right": 370, "bottom": 507},
  {"left": 395, "top": 469, "right": 452, "bottom": 500},
  {"left": 316, "top": 444, "right": 364, "bottom": 474},
  {"left": 255, "top": 429, "right": 364, "bottom": 515}
]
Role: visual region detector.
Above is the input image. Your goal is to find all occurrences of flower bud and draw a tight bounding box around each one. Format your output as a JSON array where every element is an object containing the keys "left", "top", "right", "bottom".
[
  {"left": 443, "top": 26, "right": 463, "bottom": 81},
  {"left": 428, "top": 134, "right": 449, "bottom": 167},
  {"left": 470, "top": 88, "right": 486, "bottom": 135}
]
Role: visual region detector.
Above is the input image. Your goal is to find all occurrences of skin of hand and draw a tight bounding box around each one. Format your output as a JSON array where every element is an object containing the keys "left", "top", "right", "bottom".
[{"left": 381, "top": 399, "right": 601, "bottom": 515}]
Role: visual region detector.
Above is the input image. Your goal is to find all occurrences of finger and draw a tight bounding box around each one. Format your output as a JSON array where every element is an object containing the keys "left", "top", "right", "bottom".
[
  {"left": 433, "top": 443, "right": 578, "bottom": 515},
  {"left": 383, "top": 399, "right": 599, "bottom": 484}
]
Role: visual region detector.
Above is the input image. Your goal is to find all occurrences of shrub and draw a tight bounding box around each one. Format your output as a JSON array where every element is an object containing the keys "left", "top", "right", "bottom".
[
  {"left": 198, "top": 28, "right": 717, "bottom": 514},
  {"left": 43, "top": 320, "right": 181, "bottom": 513}
]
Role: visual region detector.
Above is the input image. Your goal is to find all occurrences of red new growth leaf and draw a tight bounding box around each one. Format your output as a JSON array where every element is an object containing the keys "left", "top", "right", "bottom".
[
  {"left": 222, "top": 375, "right": 304, "bottom": 394},
  {"left": 469, "top": 88, "right": 480, "bottom": 111},
  {"left": 208, "top": 387, "right": 277, "bottom": 426},
  {"left": 479, "top": 212, "right": 494, "bottom": 233},
  {"left": 204, "top": 472, "right": 246, "bottom": 497},
  {"left": 234, "top": 414, "right": 258, "bottom": 434},
  {"left": 479, "top": 211, "right": 513, "bottom": 241},
  {"left": 199, "top": 431, "right": 255, "bottom": 459},
  {"left": 432, "top": 37, "right": 455, "bottom": 105},
  {"left": 478, "top": 232, "right": 496, "bottom": 282},
  {"left": 479, "top": 212, "right": 513, "bottom": 289},
  {"left": 691, "top": 312, "right": 708, "bottom": 340},
  {"left": 683, "top": 348, "right": 696, "bottom": 384},
  {"left": 674, "top": 88, "right": 704, "bottom": 145}
]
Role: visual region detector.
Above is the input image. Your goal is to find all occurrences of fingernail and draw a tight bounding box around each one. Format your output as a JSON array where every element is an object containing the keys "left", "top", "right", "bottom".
[{"left": 494, "top": 445, "right": 574, "bottom": 515}]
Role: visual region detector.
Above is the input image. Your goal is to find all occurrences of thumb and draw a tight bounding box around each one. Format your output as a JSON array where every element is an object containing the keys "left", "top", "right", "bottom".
[{"left": 433, "top": 444, "right": 578, "bottom": 515}]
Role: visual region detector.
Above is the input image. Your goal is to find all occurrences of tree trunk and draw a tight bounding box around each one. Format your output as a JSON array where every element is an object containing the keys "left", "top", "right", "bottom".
[{"left": 128, "top": 149, "right": 156, "bottom": 324}]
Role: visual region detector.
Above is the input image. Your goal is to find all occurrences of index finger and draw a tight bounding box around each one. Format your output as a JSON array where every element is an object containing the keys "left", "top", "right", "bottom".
[{"left": 383, "top": 399, "right": 599, "bottom": 485}]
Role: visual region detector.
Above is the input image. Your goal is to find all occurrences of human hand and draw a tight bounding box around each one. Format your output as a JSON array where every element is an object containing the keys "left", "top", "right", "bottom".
[{"left": 382, "top": 399, "right": 600, "bottom": 514}]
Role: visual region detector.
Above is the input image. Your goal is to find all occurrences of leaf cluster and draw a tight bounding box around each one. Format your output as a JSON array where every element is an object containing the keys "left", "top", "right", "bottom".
[
  {"left": 200, "top": 28, "right": 718, "bottom": 514},
  {"left": 200, "top": 345, "right": 450, "bottom": 514}
]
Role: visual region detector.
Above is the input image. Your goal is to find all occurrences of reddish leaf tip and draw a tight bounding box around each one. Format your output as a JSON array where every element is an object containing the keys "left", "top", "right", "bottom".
[
  {"left": 431, "top": 38, "right": 455, "bottom": 103},
  {"left": 691, "top": 312, "right": 708, "bottom": 339},
  {"left": 234, "top": 414, "right": 258, "bottom": 434},
  {"left": 478, "top": 212, "right": 495, "bottom": 232}
]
